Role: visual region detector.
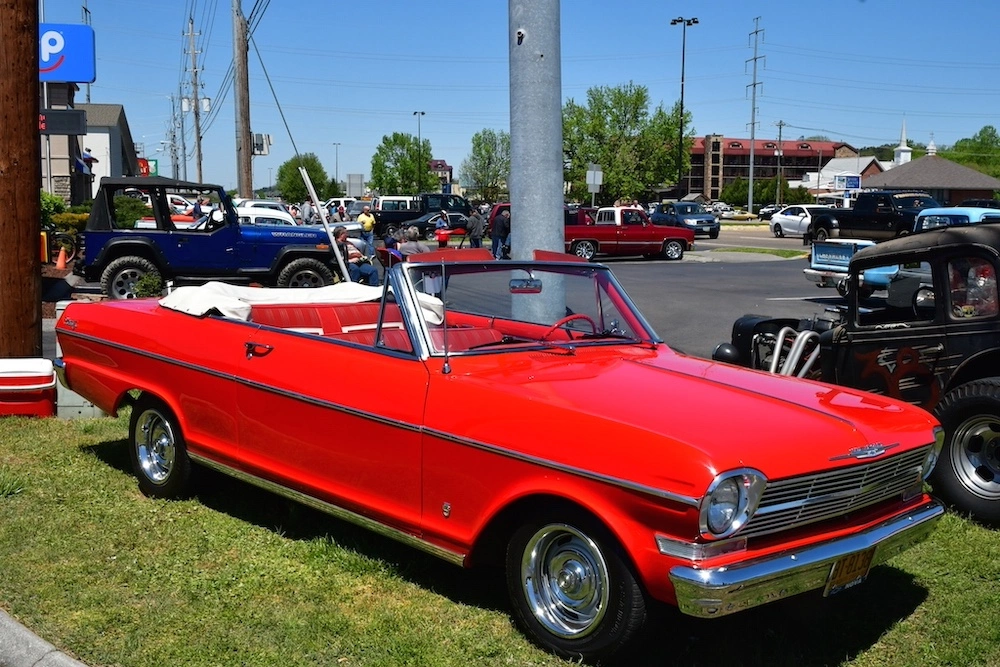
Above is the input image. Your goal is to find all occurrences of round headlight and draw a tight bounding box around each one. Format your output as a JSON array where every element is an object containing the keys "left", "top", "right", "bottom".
[
  {"left": 707, "top": 478, "right": 740, "bottom": 534},
  {"left": 699, "top": 469, "right": 768, "bottom": 540}
]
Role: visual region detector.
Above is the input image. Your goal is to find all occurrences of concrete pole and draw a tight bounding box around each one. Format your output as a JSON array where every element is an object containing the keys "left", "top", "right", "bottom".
[
  {"left": 508, "top": 0, "right": 563, "bottom": 258},
  {"left": 188, "top": 17, "right": 204, "bottom": 183},
  {"left": 233, "top": 0, "right": 252, "bottom": 197},
  {"left": 0, "top": 0, "right": 43, "bottom": 356}
]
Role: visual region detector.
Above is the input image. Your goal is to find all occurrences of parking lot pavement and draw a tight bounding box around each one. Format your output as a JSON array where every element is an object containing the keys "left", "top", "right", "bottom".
[{"left": 0, "top": 608, "right": 88, "bottom": 666}]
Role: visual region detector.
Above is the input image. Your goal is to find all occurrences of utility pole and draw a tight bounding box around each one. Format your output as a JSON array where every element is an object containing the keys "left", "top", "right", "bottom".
[
  {"left": 0, "top": 0, "right": 42, "bottom": 357},
  {"left": 168, "top": 96, "right": 180, "bottom": 178},
  {"left": 332, "top": 142, "right": 341, "bottom": 193},
  {"left": 746, "top": 17, "right": 764, "bottom": 211},
  {"left": 671, "top": 16, "right": 698, "bottom": 191},
  {"left": 81, "top": 0, "right": 92, "bottom": 103},
  {"left": 774, "top": 119, "right": 786, "bottom": 206},
  {"left": 413, "top": 112, "right": 425, "bottom": 193},
  {"left": 187, "top": 17, "right": 204, "bottom": 183},
  {"left": 178, "top": 81, "right": 188, "bottom": 180},
  {"left": 233, "top": 0, "right": 252, "bottom": 197}
]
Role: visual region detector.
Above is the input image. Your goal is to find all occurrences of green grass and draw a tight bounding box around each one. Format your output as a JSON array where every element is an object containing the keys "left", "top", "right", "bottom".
[
  {"left": 1, "top": 414, "right": 998, "bottom": 666},
  {"left": 712, "top": 246, "right": 809, "bottom": 259}
]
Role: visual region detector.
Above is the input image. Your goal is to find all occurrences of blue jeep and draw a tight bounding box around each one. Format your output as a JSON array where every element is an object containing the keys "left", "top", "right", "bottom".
[{"left": 77, "top": 177, "right": 357, "bottom": 299}]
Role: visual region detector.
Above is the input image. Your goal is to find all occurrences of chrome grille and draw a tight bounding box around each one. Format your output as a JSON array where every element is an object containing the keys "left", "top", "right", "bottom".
[{"left": 742, "top": 446, "right": 930, "bottom": 539}]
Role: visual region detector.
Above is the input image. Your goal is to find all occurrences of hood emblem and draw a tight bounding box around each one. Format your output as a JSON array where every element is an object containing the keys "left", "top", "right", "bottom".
[{"left": 830, "top": 442, "right": 899, "bottom": 461}]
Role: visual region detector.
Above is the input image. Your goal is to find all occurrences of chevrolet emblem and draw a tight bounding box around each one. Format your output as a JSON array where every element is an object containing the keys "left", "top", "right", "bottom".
[{"left": 830, "top": 442, "right": 900, "bottom": 461}]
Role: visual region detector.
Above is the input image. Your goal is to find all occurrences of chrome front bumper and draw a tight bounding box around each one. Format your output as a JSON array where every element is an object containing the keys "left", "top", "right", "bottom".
[
  {"left": 803, "top": 267, "right": 848, "bottom": 288},
  {"left": 669, "top": 499, "right": 943, "bottom": 618}
]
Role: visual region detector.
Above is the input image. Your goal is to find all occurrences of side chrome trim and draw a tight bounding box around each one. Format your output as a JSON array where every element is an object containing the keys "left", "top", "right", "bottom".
[
  {"left": 669, "top": 499, "right": 943, "bottom": 618},
  {"left": 58, "top": 329, "right": 700, "bottom": 508},
  {"left": 189, "top": 453, "right": 466, "bottom": 567}
]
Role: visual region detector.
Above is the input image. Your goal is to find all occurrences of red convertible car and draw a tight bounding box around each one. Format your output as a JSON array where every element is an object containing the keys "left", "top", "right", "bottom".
[{"left": 55, "top": 249, "right": 944, "bottom": 662}]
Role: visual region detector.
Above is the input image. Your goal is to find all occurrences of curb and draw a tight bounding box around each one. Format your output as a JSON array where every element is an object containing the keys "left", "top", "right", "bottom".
[{"left": 0, "top": 609, "right": 88, "bottom": 666}]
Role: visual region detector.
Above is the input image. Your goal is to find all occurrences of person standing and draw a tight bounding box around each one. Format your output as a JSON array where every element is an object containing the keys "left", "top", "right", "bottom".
[
  {"left": 465, "top": 209, "right": 484, "bottom": 248},
  {"left": 332, "top": 205, "right": 351, "bottom": 223},
  {"left": 357, "top": 205, "right": 376, "bottom": 253},
  {"left": 492, "top": 209, "right": 511, "bottom": 259},
  {"left": 300, "top": 199, "right": 314, "bottom": 224}
]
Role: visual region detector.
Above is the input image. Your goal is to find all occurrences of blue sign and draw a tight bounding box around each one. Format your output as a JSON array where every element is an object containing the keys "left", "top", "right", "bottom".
[
  {"left": 845, "top": 175, "right": 861, "bottom": 190},
  {"left": 39, "top": 24, "right": 96, "bottom": 83}
]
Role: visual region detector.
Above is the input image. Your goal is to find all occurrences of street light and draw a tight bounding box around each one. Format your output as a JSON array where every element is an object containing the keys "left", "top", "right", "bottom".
[
  {"left": 332, "top": 142, "right": 341, "bottom": 193},
  {"left": 670, "top": 16, "right": 697, "bottom": 191},
  {"left": 413, "top": 111, "right": 425, "bottom": 192}
]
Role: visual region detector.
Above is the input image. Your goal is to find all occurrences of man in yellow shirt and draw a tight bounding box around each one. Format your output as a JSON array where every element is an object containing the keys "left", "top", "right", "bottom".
[{"left": 357, "top": 205, "right": 376, "bottom": 256}]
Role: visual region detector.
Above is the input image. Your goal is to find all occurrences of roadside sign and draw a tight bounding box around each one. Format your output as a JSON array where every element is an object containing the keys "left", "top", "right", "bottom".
[
  {"left": 39, "top": 109, "right": 87, "bottom": 135},
  {"left": 39, "top": 24, "right": 96, "bottom": 83}
]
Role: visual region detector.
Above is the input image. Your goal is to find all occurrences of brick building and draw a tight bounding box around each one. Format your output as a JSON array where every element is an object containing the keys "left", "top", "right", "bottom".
[{"left": 686, "top": 134, "right": 859, "bottom": 201}]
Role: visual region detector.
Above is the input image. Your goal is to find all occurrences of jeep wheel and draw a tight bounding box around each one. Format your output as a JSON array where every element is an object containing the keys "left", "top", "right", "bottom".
[
  {"left": 277, "top": 258, "right": 336, "bottom": 288},
  {"left": 101, "top": 256, "right": 160, "bottom": 300},
  {"left": 662, "top": 240, "right": 684, "bottom": 261},
  {"left": 932, "top": 379, "right": 1000, "bottom": 525}
]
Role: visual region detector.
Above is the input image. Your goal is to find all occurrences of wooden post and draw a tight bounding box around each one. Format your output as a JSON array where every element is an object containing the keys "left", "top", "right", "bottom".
[{"left": 0, "top": 0, "right": 43, "bottom": 357}]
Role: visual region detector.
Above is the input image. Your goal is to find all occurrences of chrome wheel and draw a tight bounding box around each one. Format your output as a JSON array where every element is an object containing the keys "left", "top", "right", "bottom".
[
  {"left": 663, "top": 240, "right": 684, "bottom": 260},
  {"left": 134, "top": 408, "right": 177, "bottom": 486},
  {"left": 572, "top": 241, "right": 596, "bottom": 261},
  {"left": 773, "top": 224, "right": 784, "bottom": 238},
  {"left": 519, "top": 523, "right": 610, "bottom": 639},
  {"left": 950, "top": 415, "right": 1000, "bottom": 501}
]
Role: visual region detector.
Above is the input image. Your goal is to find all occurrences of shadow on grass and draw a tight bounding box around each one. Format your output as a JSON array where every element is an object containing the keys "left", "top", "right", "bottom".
[{"left": 81, "top": 439, "right": 929, "bottom": 666}]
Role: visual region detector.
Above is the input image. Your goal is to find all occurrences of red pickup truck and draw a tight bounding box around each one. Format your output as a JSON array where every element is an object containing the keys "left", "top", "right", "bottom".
[{"left": 565, "top": 206, "right": 694, "bottom": 260}]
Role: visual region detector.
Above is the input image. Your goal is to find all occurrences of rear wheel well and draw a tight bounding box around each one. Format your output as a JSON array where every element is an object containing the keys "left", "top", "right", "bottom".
[
  {"left": 945, "top": 351, "right": 1000, "bottom": 396},
  {"left": 469, "top": 494, "right": 619, "bottom": 569},
  {"left": 96, "top": 243, "right": 163, "bottom": 275}
]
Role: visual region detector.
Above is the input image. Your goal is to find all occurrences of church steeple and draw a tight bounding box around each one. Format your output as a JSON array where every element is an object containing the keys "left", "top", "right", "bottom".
[{"left": 894, "top": 117, "right": 912, "bottom": 166}]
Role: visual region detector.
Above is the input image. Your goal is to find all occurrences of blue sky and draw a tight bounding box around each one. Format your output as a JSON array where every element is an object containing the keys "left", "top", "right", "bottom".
[{"left": 43, "top": 0, "right": 1000, "bottom": 191}]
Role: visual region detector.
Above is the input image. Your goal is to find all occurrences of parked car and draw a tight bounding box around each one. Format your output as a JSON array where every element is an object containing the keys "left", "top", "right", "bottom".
[
  {"left": 770, "top": 204, "right": 838, "bottom": 238},
  {"left": 235, "top": 206, "right": 297, "bottom": 227},
  {"left": 650, "top": 202, "right": 720, "bottom": 238},
  {"left": 323, "top": 197, "right": 356, "bottom": 211},
  {"left": 565, "top": 206, "right": 693, "bottom": 260},
  {"left": 714, "top": 223, "right": 1000, "bottom": 525},
  {"left": 913, "top": 206, "right": 1000, "bottom": 233},
  {"left": 76, "top": 177, "right": 356, "bottom": 298},
  {"left": 804, "top": 191, "right": 939, "bottom": 243},
  {"left": 231, "top": 199, "right": 290, "bottom": 215},
  {"left": 959, "top": 199, "right": 1000, "bottom": 209},
  {"left": 56, "top": 249, "right": 943, "bottom": 662},
  {"left": 757, "top": 204, "right": 781, "bottom": 220},
  {"left": 400, "top": 211, "right": 470, "bottom": 241}
]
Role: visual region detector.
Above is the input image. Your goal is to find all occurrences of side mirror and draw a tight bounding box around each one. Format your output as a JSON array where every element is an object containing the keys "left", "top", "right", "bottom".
[{"left": 914, "top": 286, "right": 935, "bottom": 318}]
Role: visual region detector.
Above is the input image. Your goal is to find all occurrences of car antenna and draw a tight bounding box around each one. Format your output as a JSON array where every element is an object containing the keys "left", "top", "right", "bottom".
[{"left": 440, "top": 259, "right": 451, "bottom": 375}]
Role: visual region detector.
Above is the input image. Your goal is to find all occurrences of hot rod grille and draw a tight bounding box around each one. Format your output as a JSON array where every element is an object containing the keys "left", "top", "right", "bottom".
[{"left": 743, "top": 446, "right": 930, "bottom": 539}]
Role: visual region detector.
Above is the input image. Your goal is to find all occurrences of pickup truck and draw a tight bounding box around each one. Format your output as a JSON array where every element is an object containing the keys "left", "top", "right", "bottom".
[
  {"left": 565, "top": 206, "right": 694, "bottom": 260},
  {"left": 374, "top": 192, "right": 472, "bottom": 237},
  {"left": 76, "top": 177, "right": 360, "bottom": 299},
  {"left": 805, "top": 190, "right": 939, "bottom": 242}
]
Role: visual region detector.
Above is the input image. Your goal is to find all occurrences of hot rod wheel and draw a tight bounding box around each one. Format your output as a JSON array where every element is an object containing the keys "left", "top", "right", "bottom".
[{"left": 932, "top": 378, "right": 1000, "bottom": 524}]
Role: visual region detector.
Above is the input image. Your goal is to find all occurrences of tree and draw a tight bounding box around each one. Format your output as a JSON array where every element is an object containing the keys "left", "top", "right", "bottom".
[
  {"left": 369, "top": 132, "right": 435, "bottom": 195},
  {"left": 562, "top": 82, "right": 683, "bottom": 206},
  {"left": 275, "top": 153, "right": 329, "bottom": 204},
  {"left": 947, "top": 125, "right": 1000, "bottom": 179},
  {"left": 459, "top": 129, "right": 510, "bottom": 203}
]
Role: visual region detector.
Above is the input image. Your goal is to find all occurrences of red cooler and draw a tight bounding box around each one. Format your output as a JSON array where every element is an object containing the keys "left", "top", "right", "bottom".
[{"left": 0, "top": 358, "right": 56, "bottom": 417}]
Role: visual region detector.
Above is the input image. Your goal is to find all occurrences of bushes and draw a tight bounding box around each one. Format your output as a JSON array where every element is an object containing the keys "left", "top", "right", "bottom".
[
  {"left": 40, "top": 190, "right": 66, "bottom": 227},
  {"left": 51, "top": 212, "right": 88, "bottom": 233},
  {"left": 112, "top": 196, "right": 151, "bottom": 230}
]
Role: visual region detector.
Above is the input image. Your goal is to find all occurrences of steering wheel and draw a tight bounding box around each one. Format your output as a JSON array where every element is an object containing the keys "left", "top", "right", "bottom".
[{"left": 540, "top": 313, "right": 598, "bottom": 340}]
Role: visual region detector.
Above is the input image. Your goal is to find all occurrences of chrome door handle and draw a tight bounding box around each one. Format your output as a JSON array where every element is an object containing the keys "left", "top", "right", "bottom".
[{"left": 244, "top": 342, "right": 274, "bottom": 359}]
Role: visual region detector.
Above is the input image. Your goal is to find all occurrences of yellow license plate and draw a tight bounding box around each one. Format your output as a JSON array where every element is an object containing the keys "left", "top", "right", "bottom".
[{"left": 824, "top": 547, "right": 876, "bottom": 596}]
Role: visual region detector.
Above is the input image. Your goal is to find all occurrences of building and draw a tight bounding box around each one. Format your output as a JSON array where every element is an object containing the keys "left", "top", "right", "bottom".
[
  {"left": 429, "top": 158, "right": 453, "bottom": 192},
  {"left": 862, "top": 143, "right": 1000, "bottom": 205},
  {"left": 686, "top": 134, "right": 859, "bottom": 201},
  {"left": 76, "top": 103, "right": 139, "bottom": 200},
  {"left": 38, "top": 84, "right": 139, "bottom": 204}
]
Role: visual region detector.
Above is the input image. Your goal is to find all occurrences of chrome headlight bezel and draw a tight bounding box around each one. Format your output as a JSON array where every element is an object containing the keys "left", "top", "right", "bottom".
[
  {"left": 922, "top": 426, "right": 945, "bottom": 480},
  {"left": 699, "top": 468, "right": 767, "bottom": 540}
]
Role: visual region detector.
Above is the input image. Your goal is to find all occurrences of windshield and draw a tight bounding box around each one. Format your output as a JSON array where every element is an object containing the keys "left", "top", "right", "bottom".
[
  {"left": 400, "top": 261, "right": 659, "bottom": 354},
  {"left": 675, "top": 203, "right": 707, "bottom": 215},
  {"left": 893, "top": 194, "right": 938, "bottom": 209}
]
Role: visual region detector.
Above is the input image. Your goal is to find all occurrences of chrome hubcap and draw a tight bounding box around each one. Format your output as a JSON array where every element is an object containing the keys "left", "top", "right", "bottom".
[
  {"left": 135, "top": 409, "right": 175, "bottom": 485},
  {"left": 952, "top": 416, "right": 1000, "bottom": 500},
  {"left": 521, "top": 523, "right": 609, "bottom": 639}
]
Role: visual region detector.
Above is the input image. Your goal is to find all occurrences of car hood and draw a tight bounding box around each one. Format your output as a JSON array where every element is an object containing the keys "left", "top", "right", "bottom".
[
  {"left": 676, "top": 213, "right": 716, "bottom": 222},
  {"left": 428, "top": 346, "right": 937, "bottom": 503}
]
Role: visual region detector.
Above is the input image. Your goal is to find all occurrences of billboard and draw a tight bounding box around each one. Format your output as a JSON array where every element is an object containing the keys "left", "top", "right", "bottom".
[{"left": 39, "top": 24, "right": 96, "bottom": 83}]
